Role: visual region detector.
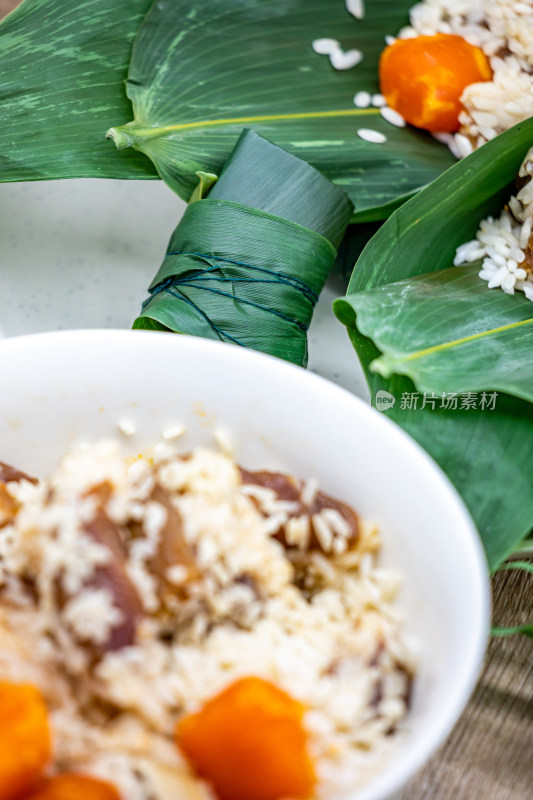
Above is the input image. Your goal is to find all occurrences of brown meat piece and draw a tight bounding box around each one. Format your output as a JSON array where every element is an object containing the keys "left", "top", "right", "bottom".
[
  {"left": 240, "top": 470, "right": 301, "bottom": 503},
  {"left": 0, "top": 462, "right": 38, "bottom": 485},
  {"left": 239, "top": 468, "right": 359, "bottom": 552},
  {"left": 149, "top": 484, "right": 200, "bottom": 601},
  {"left": 84, "top": 518, "right": 143, "bottom": 652},
  {"left": 0, "top": 462, "right": 38, "bottom": 528},
  {"left": 150, "top": 486, "right": 196, "bottom": 577},
  {"left": 0, "top": 483, "right": 19, "bottom": 528},
  {"left": 73, "top": 483, "right": 143, "bottom": 653}
]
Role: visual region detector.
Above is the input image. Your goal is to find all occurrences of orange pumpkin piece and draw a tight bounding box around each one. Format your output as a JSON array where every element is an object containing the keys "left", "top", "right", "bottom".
[
  {"left": 379, "top": 34, "right": 492, "bottom": 132},
  {"left": 176, "top": 676, "right": 316, "bottom": 800},
  {"left": 0, "top": 681, "right": 51, "bottom": 800},
  {"left": 25, "top": 774, "right": 121, "bottom": 800}
]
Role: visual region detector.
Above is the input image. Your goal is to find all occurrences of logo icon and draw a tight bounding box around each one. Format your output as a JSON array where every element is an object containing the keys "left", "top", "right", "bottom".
[{"left": 375, "top": 390, "right": 396, "bottom": 411}]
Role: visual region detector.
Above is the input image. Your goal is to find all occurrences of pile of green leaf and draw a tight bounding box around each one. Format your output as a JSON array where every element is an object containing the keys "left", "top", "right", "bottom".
[
  {"left": 335, "top": 119, "right": 533, "bottom": 614},
  {"left": 0, "top": 0, "right": 532, "bottom": 598}
]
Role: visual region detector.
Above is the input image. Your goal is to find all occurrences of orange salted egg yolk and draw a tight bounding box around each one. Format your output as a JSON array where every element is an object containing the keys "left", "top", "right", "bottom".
[
  {"left": 176, "top": 676, "right": 316, "bottom": 800},
  {"left": 379, "top": 33, "right": 492, "bottom": 132},
  {"left": 0, "top": 681, "right": 51, "bottom": 800},
  {"left": 25, "top": 774, "right": 121, "bottom": 800}
]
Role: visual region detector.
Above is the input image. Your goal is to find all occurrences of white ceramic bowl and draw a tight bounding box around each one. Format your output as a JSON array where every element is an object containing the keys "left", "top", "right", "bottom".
[{"left": 0, "top": 329, "right": 489, "bottom": 800}]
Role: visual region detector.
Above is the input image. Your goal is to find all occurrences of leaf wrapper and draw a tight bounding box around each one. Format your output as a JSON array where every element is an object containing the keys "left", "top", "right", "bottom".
[
  {"left": 134, "top": 130, "right": 353, "bottom": 366},
  {"left": 134, "top": 199, "right": 335, "bottom": 365},
  {"left": 336, "top": 266, "right": 533, "bottom": 403}
]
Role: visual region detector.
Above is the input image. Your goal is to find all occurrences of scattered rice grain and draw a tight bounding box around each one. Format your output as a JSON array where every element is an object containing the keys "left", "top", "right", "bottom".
[
  {"left": 380, "top": 106, "right": 406, "bottom": 128},
  {"left": 161, "top": 423, "right": 185, "bottom": 441},
  {"left": 312, "top": 38, "right": 339, "bottom": 55},
  {"left": 346, "top": 0, "right": 365, "bottom": 20},
  {"left": 357, "top": 129, "right": 387, "bottom": 144},
  {"left": 117, "top": 418, "right": 137, "bottom": 437},
  {"left": 329, "top": 48, "right": 364, "bottom": 71},
  {"left": 301, "top": 476, "right": 319, "bottom": 507},
  {"left": 214, "top": 427, "right": 234, "bottom": 457},
  {"left": 354, "top": 90, "right": 372, "bottom": 108}
]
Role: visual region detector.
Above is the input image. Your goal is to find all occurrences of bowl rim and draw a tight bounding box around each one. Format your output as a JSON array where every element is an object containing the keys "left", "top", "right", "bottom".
[{"left": 0, "top": 328, "right": 491, "bottom": 800}]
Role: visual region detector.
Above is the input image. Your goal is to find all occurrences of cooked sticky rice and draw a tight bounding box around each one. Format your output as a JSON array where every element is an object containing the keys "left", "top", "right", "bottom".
[
  {"left": 0, "top": 440, "right": 417, "bottom": 799},
  {"left": 455, "top": 145, "right": 533, "bottom": 300}
]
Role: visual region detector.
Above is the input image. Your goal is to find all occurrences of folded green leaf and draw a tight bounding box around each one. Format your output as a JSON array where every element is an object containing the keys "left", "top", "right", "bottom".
[
  {"left": 336, "top": 266, "right": 533, "bottom": 403},
  {"left": 0, "top": 0, "right": 156, "bottom": 182},
  {"left": 335, "top": 120, "right": 533, "bottom": 570},
  {"left": 347, "top": 331, "right": 533, "bottom": 571},
  {"left": 208, "top": 129, "right": 353, "bottom": 250},
  {"left": 107, "top": 0, "right": 456, "bottom": 221}
]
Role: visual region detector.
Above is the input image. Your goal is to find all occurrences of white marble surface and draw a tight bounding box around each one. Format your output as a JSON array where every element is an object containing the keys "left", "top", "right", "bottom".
[{"left": 0, "top": 178, "right": 369, "bottom": 400}]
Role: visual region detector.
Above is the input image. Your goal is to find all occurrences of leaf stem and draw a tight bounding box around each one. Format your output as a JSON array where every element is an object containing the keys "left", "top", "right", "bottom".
[
  {"left": 371, "top": 316, "right": 533, "bottom": 378},
  {"left": 106, "top": 108, "right": 380, "bottom": 146},
  {"left": 106, "top": 126, "right": 134, "bottom": 150}
]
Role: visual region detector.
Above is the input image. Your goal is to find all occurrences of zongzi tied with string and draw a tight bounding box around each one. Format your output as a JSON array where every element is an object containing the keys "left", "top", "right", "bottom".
[{"left": 133, "top": 129, "right": 353, "bottom": 366}]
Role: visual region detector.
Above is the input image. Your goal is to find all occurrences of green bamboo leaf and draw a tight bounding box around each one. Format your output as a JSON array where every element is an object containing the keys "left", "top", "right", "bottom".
[
  {"left": 335, "top": 120, "right": 533, "bottom": 570},
  {"left": 0, "top": 0, "right": 156, "bottom": 181},
  {"left": 346, "top": 332, "right": 533, "bottom": 571},
  {"left": 337, "top": 266, "right": 533, "bottom": 403},
  {"left": 107, "top": 0, "right": 456, "bottom": 221},
  {"left": 334, "top": 222, "right": 384, "bottom": 281}
]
